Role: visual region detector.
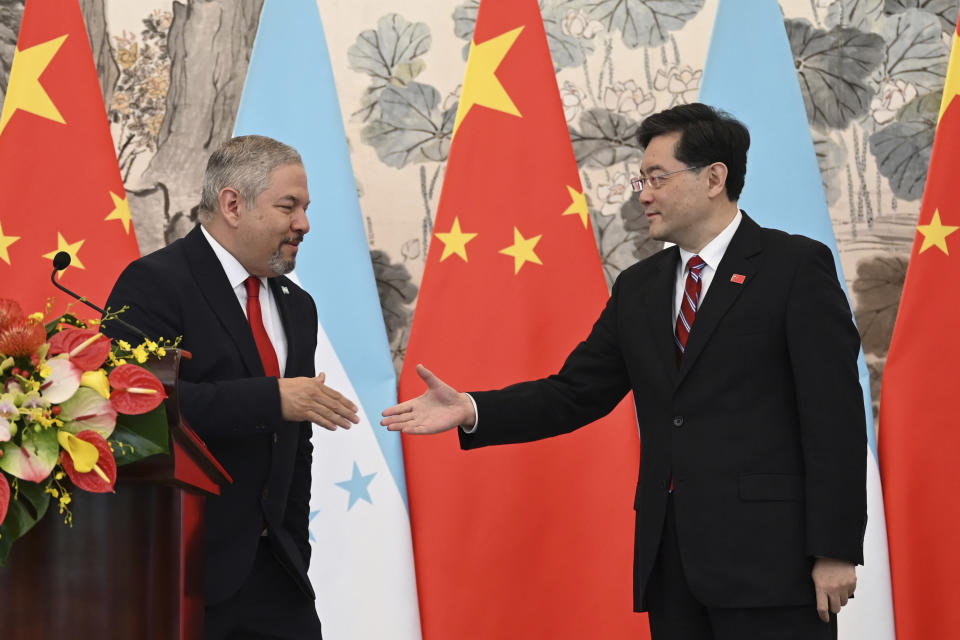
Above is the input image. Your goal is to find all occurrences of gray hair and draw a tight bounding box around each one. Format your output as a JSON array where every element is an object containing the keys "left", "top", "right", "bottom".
[{"left": 198, "top": 135, "right": 303, "bottom": 222}]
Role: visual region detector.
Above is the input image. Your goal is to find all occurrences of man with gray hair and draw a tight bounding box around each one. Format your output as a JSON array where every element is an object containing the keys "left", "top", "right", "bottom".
[{"left": 105, "top": 135, "right": 359, "bottom": 638}]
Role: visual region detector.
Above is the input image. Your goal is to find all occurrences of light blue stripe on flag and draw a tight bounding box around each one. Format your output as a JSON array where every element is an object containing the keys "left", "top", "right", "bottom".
[
  {"left": 234, "top": 1, "right": 421, "bottom": 638},
  {"left": 699, "top": 4, "right": 894, "bottom": 640}
]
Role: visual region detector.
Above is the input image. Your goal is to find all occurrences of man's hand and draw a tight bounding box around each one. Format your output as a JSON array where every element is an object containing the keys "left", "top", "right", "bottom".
[
  {"left": 381, "top": 365, "right": 475, "bottom": 434},
  {"left": 278, "top": 373, "right": 360, "bottom": 430},
  {"left": 812, "top": 557, "right": 857, "bottom": 622}
]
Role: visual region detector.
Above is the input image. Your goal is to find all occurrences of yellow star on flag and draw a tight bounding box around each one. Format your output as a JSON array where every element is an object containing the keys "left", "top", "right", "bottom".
[
  {"left": 453, "top": 26, "right": 524, "bottom": 136},
  {"left": 0, "top": 34, "right": 68, "bottom": 137},
  {"left": 499, "top": 227, "right": 542, "bottom": 274},
  {"left": 435, "top": 217, "right": 478, "bottom": 262},
  {"left": 917, "top": 210, "right": 958, "bottom": 255},
  {"left": 562, "top": 185, "right": 590, "bottom": 228},
  {"left": 104, "top": 191, "right": 133, "bottom": 234},
  {"left": 0, "top": 218, "right": 21, "bottom": 265},
  {"left": 43, "top": 232, "right": 85, "bottom": 277}
]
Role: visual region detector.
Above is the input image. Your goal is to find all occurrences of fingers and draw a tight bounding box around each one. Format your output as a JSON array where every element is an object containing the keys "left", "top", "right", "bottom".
[
  {"left": 816, "top": 589, "right": 830, "bottom": 623},
  {"left": 416, "top": 364, "right": 437, "bottom": 386}
]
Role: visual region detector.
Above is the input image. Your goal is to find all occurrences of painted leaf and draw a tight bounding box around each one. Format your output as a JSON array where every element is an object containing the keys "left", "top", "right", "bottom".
[
  {"left": 881, "top": 9, "right": 949, "bottom": 91},
  {"left": 542, "top": 5, "right": 596, "bottom": 70},
  {"left": 59, "top": 387, "right": 117, "bottom": 438},
  {"left": 853, "top": 254, "right": 909, "bottom": 357},
  {"left": 47, "top": 328, "right": 111, "bottom": 371},
  {"left": 453, "top": 0, "right": 480, "bottom": 41},
  {"left": 585, "top": 0, "right": 704, "bottom": 49},
  {"left": 884, "top": 0, "right": 958, "bottom": 33},
  {"left": 570, "top": 108, "right": 641, "bottom": 167},
  {"left": 361, "top": 83, "right": 454, "bottom": 168},
  {"left": 825, "top": 0, "right": 884, "bottom": 30},
  {"left": 868, "top": 92, "right": 938, "bottom": 200},
  {"left": 0, "top": 427, "right": 59, "bottom": 482},
  {"left": 812, "top": 131, "right": 849, "bottom": 205},
  {"left": 786, "top": 19, "right": 885, "bottom": 129},
  {"left": 109, "top": 364, "right": 167, "bottom": 415},
  {"left": 39, "top": 357, "right": 82, "bottom": 404},
  {"left": 347, "top": 14, "right": 431, "bottom": 84},
  {"left": 60, "top": 430, "right": 116, "bottom": 493}
]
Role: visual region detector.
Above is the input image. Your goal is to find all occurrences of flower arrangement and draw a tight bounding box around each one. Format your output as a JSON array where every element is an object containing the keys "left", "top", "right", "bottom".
[{"left": 0, "top": 298, "right": 175, "bottom": 564}]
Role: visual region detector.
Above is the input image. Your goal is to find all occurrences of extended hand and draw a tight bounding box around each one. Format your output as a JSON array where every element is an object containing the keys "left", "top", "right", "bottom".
[
  {"left": 812, "top": 557, "right": 857, "bottom": 622},
  {"left": 380, "top": 364, "right": 475, "bottom": 434},
  {"left": 278, "top": 373, "right": 360, "bottom": 430}
]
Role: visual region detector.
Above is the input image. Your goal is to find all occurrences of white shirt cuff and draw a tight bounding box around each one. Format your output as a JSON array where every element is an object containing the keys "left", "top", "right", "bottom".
[{"left": 460, "top": 393, "right": 479, "bottom": 434}]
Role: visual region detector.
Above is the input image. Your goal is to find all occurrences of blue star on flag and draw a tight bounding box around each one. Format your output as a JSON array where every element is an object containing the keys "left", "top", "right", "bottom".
[
  {"left": 335, "top": 461, "right": 376, "bottom": 510},
  {"left": 308, "top": 509, "right": 321, "bottom": 542}
]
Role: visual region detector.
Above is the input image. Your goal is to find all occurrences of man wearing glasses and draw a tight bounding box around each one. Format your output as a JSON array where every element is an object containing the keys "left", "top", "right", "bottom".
[{"left": 383, "top": 103, "right": 866, "bottom": 640}]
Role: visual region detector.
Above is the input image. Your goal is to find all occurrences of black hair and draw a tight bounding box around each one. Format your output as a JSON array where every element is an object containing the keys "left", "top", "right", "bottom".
[{"left": 636, "top": 103, "right": 749, "bottom": 201}]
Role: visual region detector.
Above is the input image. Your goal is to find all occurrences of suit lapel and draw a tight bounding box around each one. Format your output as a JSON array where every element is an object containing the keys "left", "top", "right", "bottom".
[
  {"left": 642, "top": 247, "right": 681, "bottom": 384},
  {"left": 676, "top": 214, "right": 764, "bottom": 386},
  {"left": 183, "top": 226, "right": 266, "bottom": 378},
  {"left": 269, "top": 276, "right": 301, "bottom": 377}
]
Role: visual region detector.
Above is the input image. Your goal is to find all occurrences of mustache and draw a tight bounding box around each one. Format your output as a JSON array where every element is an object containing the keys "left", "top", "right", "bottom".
[{"left": 283, "top": 232, "right": 305, "bottom": 246}]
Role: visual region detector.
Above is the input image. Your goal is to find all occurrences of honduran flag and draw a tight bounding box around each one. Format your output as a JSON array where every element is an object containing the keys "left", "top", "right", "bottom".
[
  {"left": 698, "top": 2, "right": 895, "bottom": 638},
  {"left": 234, "top": 1, "right": 422, "bottom": 638}
]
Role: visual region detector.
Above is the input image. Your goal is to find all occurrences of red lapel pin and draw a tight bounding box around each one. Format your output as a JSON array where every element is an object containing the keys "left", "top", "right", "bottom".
[{"left": 730, "top": 273, "right": 746, "bottom": 284}]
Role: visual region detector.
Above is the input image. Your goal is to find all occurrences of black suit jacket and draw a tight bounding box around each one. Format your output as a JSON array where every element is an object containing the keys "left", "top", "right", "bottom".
[
  {"left": 103, "top": 226, "right": 318, "bottom": 605},
  {"left": 462, "top": 214, "right": 867, "bottom": 611}
]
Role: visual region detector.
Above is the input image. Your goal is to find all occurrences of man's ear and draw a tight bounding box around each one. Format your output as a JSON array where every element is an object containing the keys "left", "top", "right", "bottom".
[
  {"left": 218, "top": 187, "right": 243, "bottom": 228},
  {"left": 706, "top": 162, "right": 729, "bottom": 199}
]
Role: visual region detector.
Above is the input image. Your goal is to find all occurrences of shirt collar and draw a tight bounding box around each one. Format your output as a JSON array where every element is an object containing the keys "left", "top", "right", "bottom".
[
  {"left": 678, "top": 210, "right": 743, "bottom": 271},
  {"left": 200, "top": 224, "right": 261, "bottom": 290}
]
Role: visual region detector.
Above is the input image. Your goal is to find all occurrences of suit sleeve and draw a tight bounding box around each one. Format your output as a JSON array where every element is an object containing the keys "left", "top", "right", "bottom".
[
  {"left": 103, "top": 258, "right": 286, "bottom": 441},
  {"left": 461, "top": 274, "right": 631, "bottom": 448},
  {"left": 785, "top": 241, "right": 867, "bottom": 565}
]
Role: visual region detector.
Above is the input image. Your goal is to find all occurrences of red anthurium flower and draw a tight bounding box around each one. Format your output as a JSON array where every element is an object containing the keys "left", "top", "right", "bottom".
[
  {"left": 109, "top": 364, "right": 167, "bottom": 415},
  {"left": 0, "top": 472, "right": 9, "bottom": 526},
  {"left": 47, "top": 328, "right": 111, "bottom": 371},
  {"left": 0, "top": 299, "right": 25, "bottom": 333},
  {"left": 0, "top": 319, "right": 46, "bottom": 357},
  {"left": 59, "top": 430, "right": 116, "bottom": 493}
]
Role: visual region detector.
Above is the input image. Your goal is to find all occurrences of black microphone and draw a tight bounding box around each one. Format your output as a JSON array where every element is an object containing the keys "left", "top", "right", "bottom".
[{"left": 50, "top": 251, "right": 150, "bottom": 341}]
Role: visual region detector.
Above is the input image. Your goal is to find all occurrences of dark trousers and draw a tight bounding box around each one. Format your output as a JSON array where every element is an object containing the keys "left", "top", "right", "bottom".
[
  {"left": 205, "top": 538, "right": 323, "bottom": 640},
  {"left": 645, "top": 496, "right": 837, "bottom": 640}
]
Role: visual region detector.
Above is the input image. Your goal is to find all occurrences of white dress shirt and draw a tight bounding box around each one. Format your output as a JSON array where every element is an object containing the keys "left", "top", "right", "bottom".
[
  {"left": 200, "top": 225, "right": 288, "bottom": 376},
  {"left": 672, "top": 210, "right": 742, "bottom": 323}
]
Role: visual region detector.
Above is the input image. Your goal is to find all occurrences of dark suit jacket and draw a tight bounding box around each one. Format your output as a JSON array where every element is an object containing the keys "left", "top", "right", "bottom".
[
  {"left": 103, "top": 226, "right": 318, "bottom": 606},
  {"left": 462, "top": 213, "right": 867, "bottom": 612}
]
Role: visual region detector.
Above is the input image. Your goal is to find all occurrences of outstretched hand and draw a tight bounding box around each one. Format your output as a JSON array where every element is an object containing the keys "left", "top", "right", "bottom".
[{"left": 381, "top": 364, "right": 475, "bottom": 434}]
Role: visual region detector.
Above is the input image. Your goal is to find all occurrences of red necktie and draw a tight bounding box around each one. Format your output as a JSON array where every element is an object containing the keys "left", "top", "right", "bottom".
[
  {"left": 674, "top": 255, "right": 707, "bottom": 362},
  {"left": 244, "top": 276, "right": 281, "bottom": 377}
]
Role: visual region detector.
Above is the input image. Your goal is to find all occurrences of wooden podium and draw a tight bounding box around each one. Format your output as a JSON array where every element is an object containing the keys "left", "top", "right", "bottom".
[{"left": 0, "top": 350, "right": 230, "bottom": 639}]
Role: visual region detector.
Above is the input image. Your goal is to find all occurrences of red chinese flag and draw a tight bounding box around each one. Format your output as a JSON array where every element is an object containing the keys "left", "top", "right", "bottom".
[
  {"left": 879, "top": 14, "right": 960, "bottom": 640},
  {"left": 400, "top": 0, "right": 647, "bottom": 637},
  {"left": 0, "top": 0, "right": 139, "bottom": 320}
]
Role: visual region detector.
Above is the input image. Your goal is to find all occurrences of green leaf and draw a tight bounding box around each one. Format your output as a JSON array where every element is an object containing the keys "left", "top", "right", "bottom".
[
  {"left": 585, "top": 0, "right": 704, "bottom": 49},
  {"left": 825, "top": 0, "right": 884, "bottom": 30},
  {"left": 0, "top": 479, "right": 50, "bottom": 566},
  {"left": 880, "top": 8, "right": 949, "bottom": 92},
  {"left": 110, "top": 406, "right": 169, "bottom": 466},
  {"left": 570, "top": 108, "right": 641, "bottom": 167},
  {"left": 868, "top": 91, "right": 938, "bottom": 200},
  {"left": 360, "top": 82, "right": 454, "bottom": 168}
]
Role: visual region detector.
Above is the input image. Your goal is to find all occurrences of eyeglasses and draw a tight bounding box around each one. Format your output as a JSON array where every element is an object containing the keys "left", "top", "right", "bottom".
[{"left": 630, "top": 166, "right": 704, "bottom": 192}]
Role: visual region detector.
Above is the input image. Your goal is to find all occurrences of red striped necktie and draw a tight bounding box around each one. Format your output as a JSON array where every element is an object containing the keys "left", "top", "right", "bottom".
[
  {"left": 674, "top": 255, "right": 706, "bottom": 363},
  {"left": 245, "top": 276, "right": 281, "bottom": 377}
]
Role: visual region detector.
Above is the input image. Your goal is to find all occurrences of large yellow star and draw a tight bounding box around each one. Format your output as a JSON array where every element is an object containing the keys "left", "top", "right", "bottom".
[
  {"left": 561, "top": 185, "right": 590, "bottom": 228},
  {"left": 42, "top": 233, "right": 85, "bottom": 278},
  {"left": 104, "top": 191, "right": 133, "bottom": 234},
  {"left": 917, "top": 210, "right": 958, "bottom": 255},
  {"left": 0, "top": 218, "right": 20, "bottom": 265},
  {"left": 499, "top": 227, "right": 542, "bottom": 274},
  {"left": 0, "top": 34, "right": 68, "bottom": 137},
  {"left": 435, "top": 217, "right": 477, "bottom": 262},
  {"left": 939, "top": 31, "right": 959, "bottom": 122},
  {"left": 453, "top": 26, "right": 524, "bottom": 136}
]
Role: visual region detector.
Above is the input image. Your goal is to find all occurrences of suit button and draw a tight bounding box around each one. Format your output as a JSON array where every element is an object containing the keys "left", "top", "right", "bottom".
[
  {"left": 272, "top": 433, "right": 278, "bottom": 443},
  {"left": 672, "top": 416, "right": 683, "bottom": 428}
]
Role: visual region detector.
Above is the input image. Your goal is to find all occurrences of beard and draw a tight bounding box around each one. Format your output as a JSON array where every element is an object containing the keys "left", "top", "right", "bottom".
[{"left": 268, "top": 232, "right": 304, "bottom": 275}]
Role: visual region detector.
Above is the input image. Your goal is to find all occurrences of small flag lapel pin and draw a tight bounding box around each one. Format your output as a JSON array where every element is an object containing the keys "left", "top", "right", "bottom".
[
  {"left": 281, "top": 285, "right": 290, "bottom": 294},
  {"left": 730, "top": 274, "right": 746, "bottom": 284}
]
